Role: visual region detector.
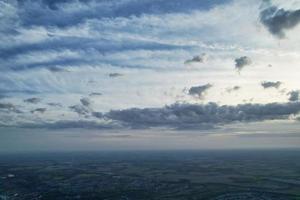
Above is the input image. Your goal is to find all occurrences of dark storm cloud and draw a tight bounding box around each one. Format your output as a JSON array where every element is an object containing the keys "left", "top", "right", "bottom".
[
  {"left": 235, "top": 56, "right": 252, "bottom": 72},
  {"left": 288, "top": 90, "right": 300, "bottom": 102},
  {"left": 109, "top": 73, "right": 123, "bottom": 78},
  {"left": 261, "top": 81, "right": 282, "bottom": 89},
  {"left": 24, "top": 97, "right": 41, "bottom": 104},
  {"left": 188, "top": 84, "right": 212, "bottom": 98},
  {"left": 105, "top": 102, "right": 300, "bottom": 130},
  {"left": 184, "top": 53, "right": 207, "bottom": 64},
  {"left": 260, "top": 3, "right": 300, "bottom": 38}
]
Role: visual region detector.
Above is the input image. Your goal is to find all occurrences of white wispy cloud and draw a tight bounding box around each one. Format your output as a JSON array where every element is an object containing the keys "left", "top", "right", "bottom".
[{"left": 1, "top": 0, "right": 300, "bottom": 132}]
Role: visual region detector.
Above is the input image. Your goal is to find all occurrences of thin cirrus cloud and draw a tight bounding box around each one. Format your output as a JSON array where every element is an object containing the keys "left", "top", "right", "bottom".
[
  {"left": 1, "top": 0, "right": 230, "bottom": 72},
  {"left": 15, "top": 0, "right": 231, "bottom": 28},
  {"left": 1, "top": 0, "right": 300, "bottom": 135},
  {"left": 0, "top": 36, "right": 189, "bottom": 71}
]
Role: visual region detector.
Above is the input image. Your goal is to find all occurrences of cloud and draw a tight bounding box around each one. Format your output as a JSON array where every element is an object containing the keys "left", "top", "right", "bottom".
[
  {"left": 0, "top": 94, "right": 7, "bottom": 99},
  {"left": 261, "top": 81, "right": 282, "bottom": 89},
  {"left": 47, "top": 102, "right": 62, "bottom": 107},
  {"left": 1, "top": 0, "right": 300, "bottom": 134},
  {"left": 0, "top": 102, "right": 22, "bottom": 113},
  {"left": 1, "top": 36, "right": 188, "bottom": 70},
  {"left": 48, "top": 66, "right": 69, "bottom": 73},
  {"left": 260, "top": 4, "right": 300, "bottom": 38},
  {"left": 226, "top": 86, "right": 241, "bottom": 93},
  {"left": 80, "top": 97, "right": 92, "bottom": 107},
  {"left": 89, "top": 92, "right": 102, "bottom": 97},
  {"left": 184, "top": 53, "right": 207, "bottom": 64},
  {"left": 188, "top": 84, "right": 212, "bottom": 99},
  {"left": 19, "top": 120, "right": 118, "bottom": 130},
  {"left": 15, "top": 0, "right": 229, "bottom": 28},
  {"left": 0, "top": 102, "right": 16, "bottom": 110},
  {"left": 3, "top": 101, "right": 300, "bottom": 130},
  {"left": 69, "top": 97, "right": 93, "bottom": 116},
  {"left": 31, "top": 108, "right": 46, "bottom": 114},
  {"left": 288, "top": 90, "right": 300, "bottom": 102},
  {"left": 24, "top": 97, "right": 41, "bottom": 104},
  {"left": 235, "top": 56, "right": 252, "bottom": 72},
  {"left": 109, "top": 73, "right": 123, "bottom": 78},
  {"left": 105, "top": 102, "right": 300, "bottom": 130},
  {"left": 69, "top": 104, "right": 90, "bottom": 116},
  {"left": 92, "top": 112, "right": 104, "bottom": 119}
]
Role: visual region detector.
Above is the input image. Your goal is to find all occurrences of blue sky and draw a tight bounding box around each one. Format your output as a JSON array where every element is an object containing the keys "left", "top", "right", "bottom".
[{"left": 1, "top": 0, "right": 300, "bottom": 151}]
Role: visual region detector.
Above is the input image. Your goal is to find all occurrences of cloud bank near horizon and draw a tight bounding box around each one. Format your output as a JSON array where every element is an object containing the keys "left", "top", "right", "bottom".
[{"left": 2, "top": 101, "right": 300, "bottom": 131}]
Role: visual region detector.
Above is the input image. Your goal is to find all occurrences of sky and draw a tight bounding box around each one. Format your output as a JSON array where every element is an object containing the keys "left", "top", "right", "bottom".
[{"left": 1, "top": 0, "right": 300, "bottom": 152}]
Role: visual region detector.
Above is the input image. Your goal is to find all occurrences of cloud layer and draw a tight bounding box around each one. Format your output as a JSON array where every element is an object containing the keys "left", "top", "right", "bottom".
[
  {"left": 1, "top": 0, "right": 300, "bottom": 135},
  {"left": 2, "top": 101, "right": 300, "bottom": 131}
]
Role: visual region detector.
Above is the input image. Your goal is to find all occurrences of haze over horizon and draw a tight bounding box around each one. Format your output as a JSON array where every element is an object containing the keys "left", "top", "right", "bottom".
[{"left": 1, "top": 0, "right": 300, "bottom": 152}]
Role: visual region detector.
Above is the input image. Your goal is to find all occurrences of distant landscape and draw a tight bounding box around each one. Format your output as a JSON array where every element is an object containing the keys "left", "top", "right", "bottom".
[{"left": 1, "top": 149, "right": 300, "bottom": 200}]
